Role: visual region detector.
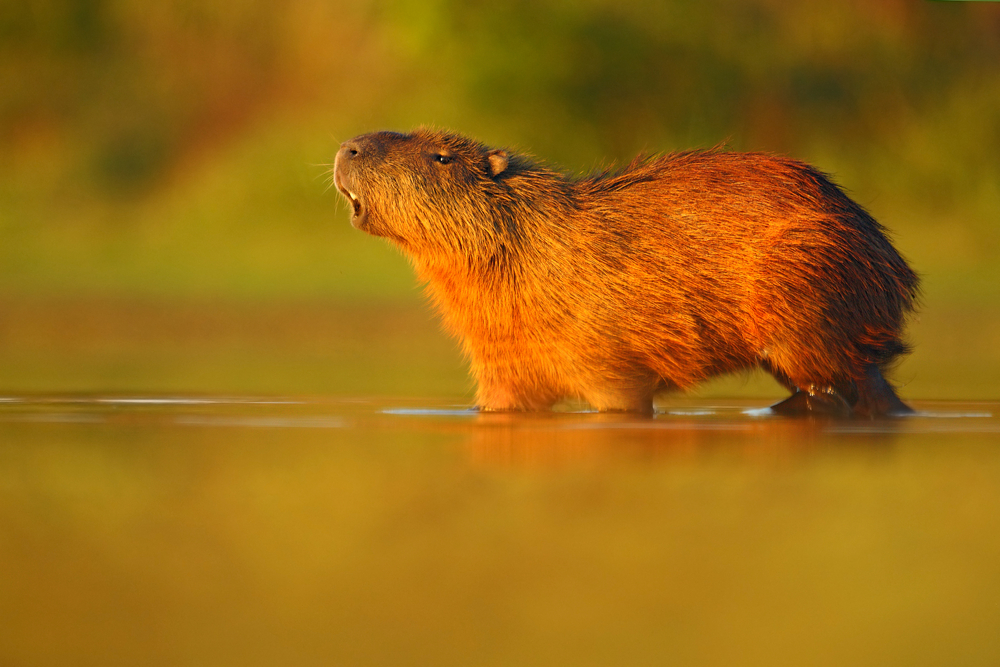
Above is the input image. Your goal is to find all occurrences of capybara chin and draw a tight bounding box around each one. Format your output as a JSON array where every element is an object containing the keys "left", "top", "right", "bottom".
[{"left": 333, "top": 128, "right": 919, "bottom": 418}]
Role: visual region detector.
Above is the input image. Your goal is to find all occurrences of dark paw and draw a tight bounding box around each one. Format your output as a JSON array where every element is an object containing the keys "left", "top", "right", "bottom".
[{"left": 769, "top": 389, "right": 853, "bottom": 418}]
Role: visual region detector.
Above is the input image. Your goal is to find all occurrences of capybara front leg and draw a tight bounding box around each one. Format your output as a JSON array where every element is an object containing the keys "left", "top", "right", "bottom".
[{"left": 474, "top": 376, "right": 559, "bottom": 412}]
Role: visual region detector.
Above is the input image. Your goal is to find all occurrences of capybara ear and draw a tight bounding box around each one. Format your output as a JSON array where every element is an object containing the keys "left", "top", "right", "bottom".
[{"left": 488, "top": 150, "right": 509, "bottom": 177}]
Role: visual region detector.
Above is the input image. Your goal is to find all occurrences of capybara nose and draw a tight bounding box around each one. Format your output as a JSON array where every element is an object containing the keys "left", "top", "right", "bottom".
[
  {"left": 337, "top": 132, "right": 403, "bottom": 165},
  {"left": 339, "top": 134, "right": 384, "bottom": 159}
]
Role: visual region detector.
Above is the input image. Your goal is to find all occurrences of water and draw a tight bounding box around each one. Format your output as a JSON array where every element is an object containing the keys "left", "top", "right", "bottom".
[{"left": 2, "top": 396, "right": 1000, "bottom": 666}]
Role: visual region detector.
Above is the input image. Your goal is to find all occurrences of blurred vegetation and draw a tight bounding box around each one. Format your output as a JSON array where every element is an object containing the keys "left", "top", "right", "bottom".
[{"left": 0, "top": 0, "right": 998, "bottom": 396}]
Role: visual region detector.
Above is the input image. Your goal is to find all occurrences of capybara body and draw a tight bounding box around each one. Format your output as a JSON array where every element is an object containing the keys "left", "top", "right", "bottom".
[{"left": 333, "top": 128, "right": 919, "bottom": 417}]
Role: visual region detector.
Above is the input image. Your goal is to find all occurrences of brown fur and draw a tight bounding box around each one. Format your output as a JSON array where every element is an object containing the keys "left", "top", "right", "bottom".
[{"left": 333, "top": 128, "right": 919, "bottom": 417}]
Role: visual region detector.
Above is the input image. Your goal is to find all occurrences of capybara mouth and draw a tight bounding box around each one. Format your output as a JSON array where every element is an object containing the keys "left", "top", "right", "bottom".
[
  {"left": 333, "top": 169, "right": 368, "bottom": 229},
  {"left": 342, "top": 186, "right": 362, "bottom": 217}
]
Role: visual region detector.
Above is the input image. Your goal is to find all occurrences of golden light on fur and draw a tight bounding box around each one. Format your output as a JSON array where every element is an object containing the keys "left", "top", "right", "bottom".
[{"left": 334, "top": 128, "right": 919, "bottom": 418}]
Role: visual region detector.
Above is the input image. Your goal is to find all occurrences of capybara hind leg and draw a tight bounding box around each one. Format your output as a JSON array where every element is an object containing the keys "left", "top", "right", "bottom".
[
  {"left": 762, "top": 359, "right": 853, "bottom": 417},
  {"left": 768, "top": 388, "right": 853, "bottom": 417},
  {"left": 852, "top": 364, "right": 913, "bottom": 418}
]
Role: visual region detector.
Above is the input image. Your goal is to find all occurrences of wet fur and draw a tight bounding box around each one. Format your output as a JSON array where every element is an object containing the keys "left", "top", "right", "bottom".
[{"left": 334, "top": 128, "right": 919, "bottom": 417}]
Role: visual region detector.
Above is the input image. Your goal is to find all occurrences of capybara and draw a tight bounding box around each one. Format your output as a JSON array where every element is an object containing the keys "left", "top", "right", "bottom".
[{"left": 333, "top": 128, "right": 919, "bottom": 418}]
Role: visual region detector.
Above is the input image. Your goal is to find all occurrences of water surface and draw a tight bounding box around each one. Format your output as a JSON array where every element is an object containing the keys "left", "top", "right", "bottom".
[{"left": 2, "top": 396, "right": 999, "bottom": 666}]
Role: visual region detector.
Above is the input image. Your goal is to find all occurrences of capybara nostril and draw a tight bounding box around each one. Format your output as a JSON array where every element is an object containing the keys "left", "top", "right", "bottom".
[{"left": 336, "top": 141, "right": 359, "bottom": 162}]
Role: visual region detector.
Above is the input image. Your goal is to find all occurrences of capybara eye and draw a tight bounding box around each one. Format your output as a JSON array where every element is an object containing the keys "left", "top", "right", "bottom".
[{"left": 434, "top": 154, "right": 453, "bottom": 165}]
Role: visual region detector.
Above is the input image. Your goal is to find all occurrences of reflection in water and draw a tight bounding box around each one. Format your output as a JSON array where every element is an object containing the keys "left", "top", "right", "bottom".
[
  {"left": 98, "top": 397, "right": 304, "bottom": 406},
  {"left": 1, "top": 396, "right": 1000, "bottom": 667},
  {"left": 175, "top": 415, "right": 348, "bottom": 428},
  {"left": 382, "top": 407, "right": 480, "bottom": 416},
  {"left": 458, "top": 407, "right": 901, "bottom": 468}
]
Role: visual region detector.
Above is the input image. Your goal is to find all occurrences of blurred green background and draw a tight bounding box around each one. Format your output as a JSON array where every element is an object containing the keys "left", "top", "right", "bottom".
[{"left": 1, "top": 0, "right": 998, "bottom": 399}]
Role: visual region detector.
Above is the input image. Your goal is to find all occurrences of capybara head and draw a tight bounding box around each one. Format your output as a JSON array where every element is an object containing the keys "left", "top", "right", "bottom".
[{"left": 334, "top": 128, "right": 540, "bottom": 255}]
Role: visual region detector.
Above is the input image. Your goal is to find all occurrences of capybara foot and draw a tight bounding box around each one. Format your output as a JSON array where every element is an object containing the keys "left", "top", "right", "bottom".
[{"left": 769, "top": 388, "right": 853, "bottom": 418}]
